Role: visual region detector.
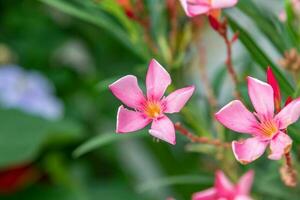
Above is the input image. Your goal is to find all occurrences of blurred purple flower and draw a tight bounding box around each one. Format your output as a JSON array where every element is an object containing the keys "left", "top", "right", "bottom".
[{"left": 0, "top": 65, "right": 63, "bottom": 120}]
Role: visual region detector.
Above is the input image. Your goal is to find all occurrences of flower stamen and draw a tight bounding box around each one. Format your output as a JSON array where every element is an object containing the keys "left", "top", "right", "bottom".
[
  {"left": 144, "top": 101, "right": 162, "bottom": 119},
  {"left": 259, "top": 120, "right": 278, "bottom": 138}
]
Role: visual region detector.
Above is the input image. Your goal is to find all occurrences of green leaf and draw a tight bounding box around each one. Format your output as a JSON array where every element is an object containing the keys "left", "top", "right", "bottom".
[
  {"left": 212, "top": 66, "right": 227, "bottom": 98},
  {"left": 3, "top": 185, "right": 85, "bottom": 200},
  {"left": 73, "top": 131, "right": 147, "bottom": 158},
  {"left": 0, "top": 108, "right": 82, "bottom": 168},
  {"left": 96, "top": 0, "right": 140, "bottom": 43},
  {"left": 236, "top": 0, "right": 291, "bottom": 53},
  {"left": 226, "top": 16, "right": 294, "bottom": 95},
  {"left": 136, "top": 175, "right": 213, "bottom": 193},
  {"left": 39, "top": 0, "right": 149, "bottom": 61}
]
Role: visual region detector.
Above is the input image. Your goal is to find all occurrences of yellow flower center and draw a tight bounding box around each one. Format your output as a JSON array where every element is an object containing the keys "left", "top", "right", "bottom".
[
  {"left": 144, "top": 101, "right": 161, "bottom": 119},
  {"left": 259, "top": 120, "right": 278, "bottom": 138}
]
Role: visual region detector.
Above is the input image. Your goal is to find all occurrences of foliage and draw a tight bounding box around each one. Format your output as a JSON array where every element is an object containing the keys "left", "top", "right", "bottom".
[{"left": 1, "top": 0, "right": 300, "bottom": 199}]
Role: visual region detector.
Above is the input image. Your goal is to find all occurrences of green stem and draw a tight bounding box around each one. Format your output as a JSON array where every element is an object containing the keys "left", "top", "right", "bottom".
[{"left": 294, "top": 77, "right": 300, "bottom": 97}]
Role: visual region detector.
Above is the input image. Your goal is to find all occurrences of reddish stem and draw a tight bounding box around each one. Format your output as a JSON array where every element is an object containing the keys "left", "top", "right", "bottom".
[
  {"left": 280, "top": 129, "right": 298, "bottom": 187},
  {"left": 174, "top": 122, "right": 230, "bottom": 148},
  {"left": 215, "top": 18, "right": 241, "bottom": 99},
  {"left": 281, "top": 151, "right": 298, "bottom": 187}
]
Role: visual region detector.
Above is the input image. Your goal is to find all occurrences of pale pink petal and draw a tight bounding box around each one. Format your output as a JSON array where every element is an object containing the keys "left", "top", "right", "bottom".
[
  {"left": 164, "top": 86, "right": 195, "bottom": 113},
  {"left": 192, "top": 188, "right": 216, "bottom": 200},
  {"left": 179, "top": 0, "right": 210, "bottom": 17},
  {"left": 234, "top": 195, "right": 253, "bottom": 200},
  {"left": 149, "top": 116, "right": 176, "bottom": 145},
  {"left": 215, "top": 100, "right": 258, "bottom": 134},
  {"left": 116, "top": 106, "right": 151, "bottom": 133},
  {"left": 237, "top": 170, "right": 254, "bottom": 195},
  {"left": 215, "top": 170, "right": 234, "bottom": 197},
  {"left": 232, "top": 137, "right": 268, "bottom": 164},
  {"left": 268, "top": 131, "right": 292, "bottom": 160},
  {"left": 146, "top": 59, "right": 171, "bottom": 100},
  {"left": 187, "top": 3, "right": 211, "bottom": 17},
  {"left": 247, "top": 77, "right": 274, "bottom": 118},
  {"left": 109, "top": 75, "right": 145, "bottom": 109},
  {"left": 275, "top": 98, "right": 300, "bottom": 129},
  {"left": 211, "top": 0, "right": 238, "bottom": 9}
]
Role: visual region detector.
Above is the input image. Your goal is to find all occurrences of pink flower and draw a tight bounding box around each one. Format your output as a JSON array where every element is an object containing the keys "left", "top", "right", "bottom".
[
  {"left": 192, "top": 170, "right": 254, "bottom": 200},
  {"left": 109, "top": 59, "right": 195, "bottom": 145},
  {"left": 179, "top": 0, "right": 238, "bottom": 18},
  {"left": 215, "top": 71, "right": 300, "bottom": 164}
]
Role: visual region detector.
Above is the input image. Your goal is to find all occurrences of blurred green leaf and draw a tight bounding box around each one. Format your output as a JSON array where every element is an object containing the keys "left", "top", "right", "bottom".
[
  {"left": 284, "top": 0, "right": 300, "bottom": 50},
  {"left": 212, "top": 66, "right": 226, "bottom": 98},
  {"left": 185, "top": 143, "right": 216, "bottom": 154},
  {"left": 237, "top": 0, "right": 289, "bottom": 53},
  {"left": 96, "top": 0, "right": 140, "bottom": 43},
  {"left": 255, "top": 171, "right": 300, "bottom": 199},
  {"left": 136, "top": 174, "right": 213, "bottom": 193},
  {"left": 96, "top": 77, "right": 119, "bottom": 93},
  {"left": 0, "top": 108, "right": 82, "bottom": 168},
  {"left": 39, "top": 0, "right": 149, "bottom": 60},
  {"left": 227, "top": 16, "right": 294, "bottom": 95},
  {"left": 73, "top": 131, "right": 147, "bottom": 158},
  {"left": 2, "top": 185, "right": 85, "bottom": 200}
]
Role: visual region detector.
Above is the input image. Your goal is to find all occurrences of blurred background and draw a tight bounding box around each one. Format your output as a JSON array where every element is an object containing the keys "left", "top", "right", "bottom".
[{"left": 0, "top": 0, "right": 300, "bottom": 199}]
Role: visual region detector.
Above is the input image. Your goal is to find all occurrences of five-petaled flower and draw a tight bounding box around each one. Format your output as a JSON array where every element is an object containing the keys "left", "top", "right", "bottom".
[
  {"left": 192, "top": 170, "right": 254, "bottom": 200},
  {"left": 179, "top": 0, "right": 238, "bottom": 18},
  {"left": 109, "top": 59, "right": 195, "bottom": 145},
  {"left": 215, "top": 69, "right": 300, "bottom": 164}
]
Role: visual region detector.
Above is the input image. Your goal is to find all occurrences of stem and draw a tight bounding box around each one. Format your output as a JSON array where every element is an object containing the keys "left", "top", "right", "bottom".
[
  {"left": 294, "top": 76, "right": 300, "bottom": 97},
  {"left": 280, "top": 129, "right": 298, "bottom": 187},
  {"left": 280, "top": 151, "right": 298, "bottom": 187},
  {"left": 174, "top": 122, "right": 230, "bottom": 148},
  {"left": 216, "top": 18, "right": 242, "bottom": 100}
]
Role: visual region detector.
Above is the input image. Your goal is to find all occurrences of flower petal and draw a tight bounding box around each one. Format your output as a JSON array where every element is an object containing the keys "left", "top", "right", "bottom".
[
  {"left": 234, "top": 195, "right": 253, "bottom": 200},
  {"left": 268, "top": 131, "right": 292, "bottom": 160},
  {"left": 215, "top": 100, "right": 258, "bottom": 134},
  {"left": 179, "top": 0, "right": 210, "bottom": 17},
  {"left": 237, "top": 170, "right": 254, "bottom": 195},
  {"left": 109, "top": 75, "right": 145, "bottom": 109},
  {"left": 149, "top": 116, "right": 176, "bottom": 145},
  {"left": 164, "top": 86, "right": 195, "bottom": 113},
  {"left": 232, "top": 137, "right": 268, "bottom": 164},
  {"left": 192, "top": 188, "right": 216, "bottom": 200},
  {"left": 275, "top": 98, "right": 300, "bottom": 129},
  {"left": 116, "top": 106, "right": 151, "bottom": 133},
  {"left": 215, "top": 170, "right": 234, "bottom": 197},
  {"left": 247, "top": 77, "right": 274, "bottom": 118},
  {"left": 211, "top": 0, "right": 238, "bottom": 9},
  {"left": 146, "top": 59, "right": 171, "bottom": 100}
]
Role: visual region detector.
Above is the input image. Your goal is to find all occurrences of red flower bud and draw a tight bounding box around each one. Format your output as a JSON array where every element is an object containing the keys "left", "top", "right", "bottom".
[
  {"left": 208, "top": 15, "right": 221, "bottom": 31},
  {"left": 284, "top": 96, "right": 293, "bottom": 107},
  {"left": 266, "top": 66, "right": 282, "bottom": 112}
]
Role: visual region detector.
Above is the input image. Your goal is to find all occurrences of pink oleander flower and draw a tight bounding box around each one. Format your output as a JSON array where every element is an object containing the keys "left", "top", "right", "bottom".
[
  {"left": 179, "top": 0, "right": 238, "bottom": 18},
  {"left": 109, "top": 59, "right": 195, "bottom": 145},
  {"left": 192, "top": 170, "right": 254, "bottom": 200},
  {"left": 215, "top": 68, "right": 300, "bottom": 164}
]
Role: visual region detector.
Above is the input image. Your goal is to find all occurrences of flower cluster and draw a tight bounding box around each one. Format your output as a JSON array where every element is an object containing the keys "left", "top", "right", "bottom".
[{"left": 108, "top": 0, "right": 300, "bottom": 198}]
